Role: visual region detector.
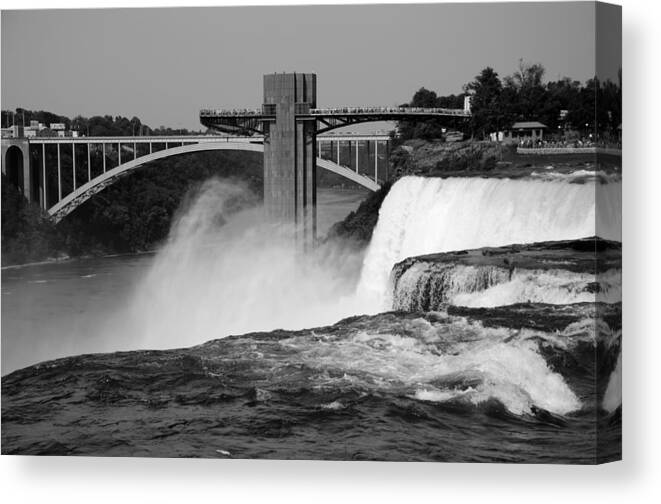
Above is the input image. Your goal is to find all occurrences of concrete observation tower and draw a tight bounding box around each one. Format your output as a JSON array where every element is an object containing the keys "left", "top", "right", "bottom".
[{"left": 200, "top": 72, "right": 470, "bottom": 247}]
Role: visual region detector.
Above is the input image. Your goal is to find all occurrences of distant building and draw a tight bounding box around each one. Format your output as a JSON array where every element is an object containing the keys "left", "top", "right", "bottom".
[
  {"left": 499, "top": 121, "right": 548, "bottom": 143},
  {"left": 464, "top": 94, "right": 473, "bottom": 112},
  {"left": 1, "top": 120, "right": 75, "bottom": 138},
  {"left": 444, "top": 130, "right": 464, "bottom": 143}
]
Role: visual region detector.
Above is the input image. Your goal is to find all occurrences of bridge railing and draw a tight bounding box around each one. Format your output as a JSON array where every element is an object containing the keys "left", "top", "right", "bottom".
[
  {"left": 200, "top": 106, "right": 471, "bottom": 118},
  {"left": 23, "top": 135, "right": 262, "bottom": 144},
  {"left": 8, "top": 133, "right": 393, "bottom": 144},
  {"left": 200, "top": 108, "right": 267, "bottom": 117},
  {"left": 309, "top": 106, "right": 470, "bottom": 116}
]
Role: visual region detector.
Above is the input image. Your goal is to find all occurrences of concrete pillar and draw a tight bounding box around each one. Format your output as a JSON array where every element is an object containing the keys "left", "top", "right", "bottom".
[
  {"left": 374, "top": 140, "right": 378, "bottom": 182},
  {"left": 57, "top": 143, "right": 62, "bottom": 201},
  {"left": 355, "top": 140, "right": 359, "bottom": 173},
  {"left": 42, "top": 143, "right": 46, "bottom": 208},
  {"left": 87, "top": 143, "right": 91, "bottom": 182},
  {"left": 385, "top": 140, "right": 390, "bottom": 181},
  {"left": 134, "top": 142, "right": 137, "bottom": 160},
  {"left": 103, "top": 143, "right": 106, "bottom": 173},
  {"left": 262, "top": 72, "right": 317, "bottom": 245},
  {"left": 23, "top": 143, "right": 32, "bottom": 204},
  {"left": 72, "top": 142, "right": 76, "bottom": 190}
]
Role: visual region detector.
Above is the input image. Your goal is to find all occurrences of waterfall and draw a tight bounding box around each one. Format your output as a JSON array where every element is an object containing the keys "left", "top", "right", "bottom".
[{"left": 356, "top": 176, "right": 622, "bottom": 310}]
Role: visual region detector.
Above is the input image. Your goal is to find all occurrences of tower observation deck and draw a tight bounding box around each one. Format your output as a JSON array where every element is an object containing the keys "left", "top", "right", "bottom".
[{"left": 200, "top": 73, "right": 470, "bottom": 246}]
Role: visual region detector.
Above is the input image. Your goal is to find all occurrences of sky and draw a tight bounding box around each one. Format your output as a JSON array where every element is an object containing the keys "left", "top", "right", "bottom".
[{"left": 1, "top": 2, "right": 621, "bottom": 130}]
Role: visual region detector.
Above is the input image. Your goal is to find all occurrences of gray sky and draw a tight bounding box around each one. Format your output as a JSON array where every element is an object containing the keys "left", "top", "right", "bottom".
[{"left": 2, "top": 2, "right": 620, "bottom": 130}]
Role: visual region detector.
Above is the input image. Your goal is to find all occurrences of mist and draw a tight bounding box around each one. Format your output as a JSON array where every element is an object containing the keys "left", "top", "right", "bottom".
[{"left": 118, "top": 178, "right": 368, "bottom": 350}]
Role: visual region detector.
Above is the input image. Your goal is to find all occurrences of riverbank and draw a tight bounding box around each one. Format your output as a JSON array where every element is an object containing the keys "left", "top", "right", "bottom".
[{"left": 390, "top": 139, "right": 621, "bottom": 179}]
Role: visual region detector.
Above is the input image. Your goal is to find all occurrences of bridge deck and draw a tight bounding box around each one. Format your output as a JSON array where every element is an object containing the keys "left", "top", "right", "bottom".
[
  {"left": 200, "top": 106, "right": 469, "bottom": 135},
  {"left": 200, "top": 106, "right": 470, "bottom": 119},
  {"left": 20, "top": 132, "right": 392, "bottom": 144},
  {"left": 2, "top": 132, "right": 389, "bottom": 219}
]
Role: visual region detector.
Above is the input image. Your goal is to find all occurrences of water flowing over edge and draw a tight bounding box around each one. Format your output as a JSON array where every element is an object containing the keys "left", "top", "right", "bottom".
[{"left": 357, "top": 176, "right": 622, "bottom": 311}]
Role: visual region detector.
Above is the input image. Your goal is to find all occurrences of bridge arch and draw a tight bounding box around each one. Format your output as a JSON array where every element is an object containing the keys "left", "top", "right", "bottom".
[{"left": 48, "top": 140, "right": 379, "bottom": 222}]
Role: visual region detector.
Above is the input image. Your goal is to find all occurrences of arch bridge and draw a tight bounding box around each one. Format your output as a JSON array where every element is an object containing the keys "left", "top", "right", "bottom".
[{"left": 1, "top": 132, "right": 390, "bottom": 222}]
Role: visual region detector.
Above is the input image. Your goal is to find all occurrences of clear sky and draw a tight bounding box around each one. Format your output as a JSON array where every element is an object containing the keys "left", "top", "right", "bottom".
[{"left": 1, "top": 2, "right": 620, "bottom": 130}]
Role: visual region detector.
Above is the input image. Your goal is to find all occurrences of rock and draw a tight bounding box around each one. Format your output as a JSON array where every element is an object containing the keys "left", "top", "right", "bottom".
[{"left": 391, "top": 237, "right": 621, "bottom": 312}]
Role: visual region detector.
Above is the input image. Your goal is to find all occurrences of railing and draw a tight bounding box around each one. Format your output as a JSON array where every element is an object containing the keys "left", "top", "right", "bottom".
[
  {"left": 309, "top": 106, "right": 469, "bottom": 116},
  {"left": 200, "top": 106, "right": 470, "bottom": 117},
  {"left": 3, "top": 133, "right": 394, "bottom": 144},
  {"left": 20, "top": 135, "right": 260, "bottom": 143},
  {"left": 200, "top": 108, "right": 268, "bottom": 116}
]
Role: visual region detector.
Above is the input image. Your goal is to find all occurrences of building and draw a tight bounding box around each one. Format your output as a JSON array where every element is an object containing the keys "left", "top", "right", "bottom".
[
  {"left": 463, "top": 93, "right": 473, "bottom": 113},
  {"left": 1, "top": 120, "right": 76, "bottom": 138},
  {"left": 496, "top": 121, "right": 548, "bottom": 143}
]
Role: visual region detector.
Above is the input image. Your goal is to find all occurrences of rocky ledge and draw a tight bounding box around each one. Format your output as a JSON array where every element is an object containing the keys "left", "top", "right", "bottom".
[{"left": 391, "top": 237, "right": 621, "bottom": 312}]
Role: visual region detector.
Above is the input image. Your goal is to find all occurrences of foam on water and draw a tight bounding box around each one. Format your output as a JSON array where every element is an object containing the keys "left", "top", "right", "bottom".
[
  {"left": 530, "top": 169, "right": 621, "bottom": 183},
  {"left": 603, "top": 350, "right": 622, "bottom": 413},
  {"left": 357, "top": 176, "right": 622, "bottom": 310},
  {"left": 281, "top": 315, "right": 584, "bottom": 416}
]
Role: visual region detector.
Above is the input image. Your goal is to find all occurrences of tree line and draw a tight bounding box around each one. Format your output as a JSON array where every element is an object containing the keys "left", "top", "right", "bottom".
[
  {"left": 1, "top": 109, "right": 202, "bottom": 136},
  {"left": 398, "top": 60, "right": 621, "bottom": 141}
]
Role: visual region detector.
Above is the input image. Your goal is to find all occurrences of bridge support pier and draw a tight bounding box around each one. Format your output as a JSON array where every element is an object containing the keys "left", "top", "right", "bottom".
[
  {"left": 263, "top": 72, "right": 317, "bottom": 247},
  {"left": 1, "top": 139, "right": 32, "bottom": 203}
]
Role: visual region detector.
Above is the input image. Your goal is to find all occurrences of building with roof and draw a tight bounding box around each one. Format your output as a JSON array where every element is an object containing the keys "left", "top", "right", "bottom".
[{"left": 491, "top": 121, "right": 548, "bottom": 143}]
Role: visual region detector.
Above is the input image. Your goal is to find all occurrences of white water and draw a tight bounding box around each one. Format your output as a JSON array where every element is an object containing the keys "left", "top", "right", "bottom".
[
  {"left": 126, "top": 179, "right": 364, "bottom": 350},
  {"left": 282, "top": 315, "right": 582, "bottom": 416},
  {"left": 126, "top": 175, "right": 622, "bottom": 350},
  {"left": 357, "top": 176, "right": 622, "bottom": 310},
  {"left": 392, "top": 263, "right": 622, "bottom": 310},
  {"left": 603, "top": 350, "right": 622, "bottom": 413}
]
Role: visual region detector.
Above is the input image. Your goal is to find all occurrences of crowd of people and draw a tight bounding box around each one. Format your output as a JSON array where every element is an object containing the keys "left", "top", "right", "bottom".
[
  {"left": 200, "top": 106, "right": 469, "bottom": 117},
  {"left": 517, "top": 137, "right": 621, "bottom": 150}
]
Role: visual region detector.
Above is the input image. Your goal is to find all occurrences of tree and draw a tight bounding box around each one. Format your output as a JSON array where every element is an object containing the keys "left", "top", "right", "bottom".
[
  {"left": 398, "top": 88, "right": 444, "bottom": 140},
  {"left": 466, "top": 67, "right": 509, "bottom": 139},
  {"left": 504, "top": 59, "right": 545, "bottom": 89},
  {"left": 503, "top": 60, "right": 548, "bottom": 122},
  {"left": 398, "top": 88, "right": 467, "bottom": 140}
]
